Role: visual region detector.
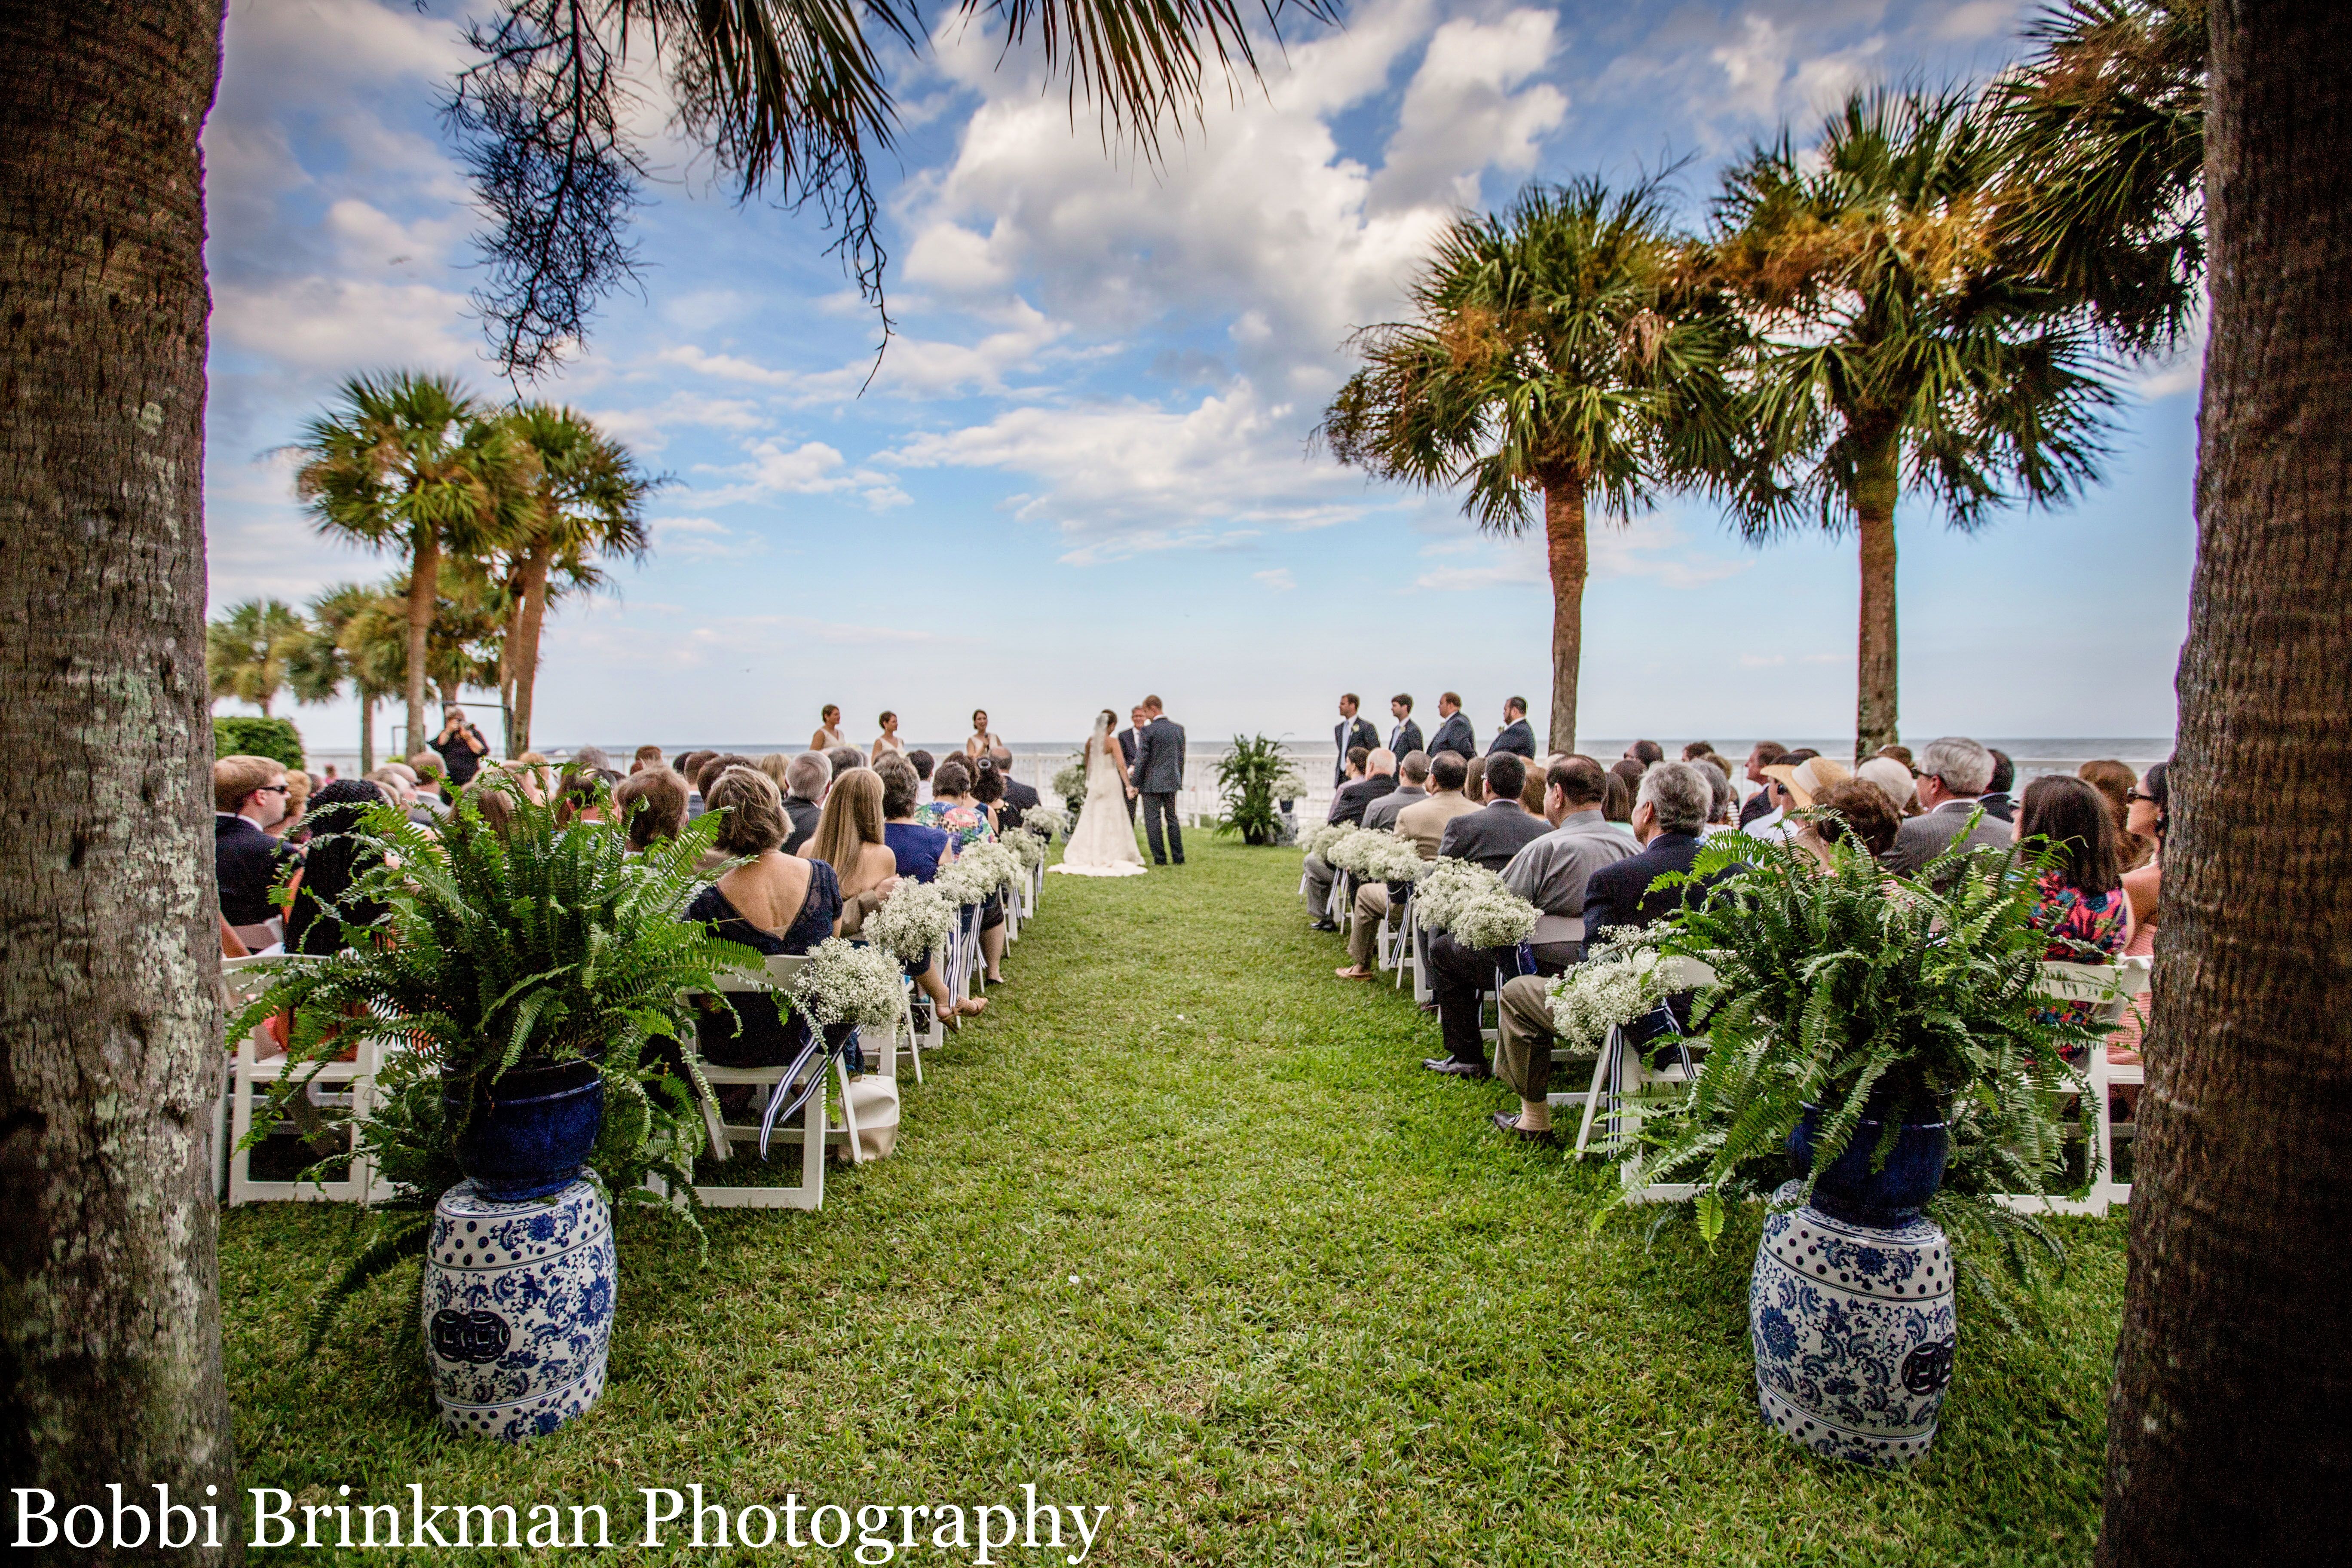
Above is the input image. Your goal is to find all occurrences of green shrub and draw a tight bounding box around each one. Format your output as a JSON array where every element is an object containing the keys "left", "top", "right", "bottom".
[
  {"left": 1212, "top": 734, "right": 1304, "bottom": 845},
  {"left": 214, "top": 714, "right": 305, "bottom": 770}
]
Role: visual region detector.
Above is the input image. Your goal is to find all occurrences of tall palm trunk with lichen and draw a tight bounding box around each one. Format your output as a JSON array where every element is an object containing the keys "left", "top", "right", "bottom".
[
  {"left": 0, "top": 0, "right": 241, "bottom": 1536},
  {"left": 1850, "top": 425, "right": 1902, "bottom": 760},
  {"left": 508, "top": 539, "right": 555, "bottom": 757},
  {"left": 1542, "top": 470, "right": 1589, "bottom": 753}
]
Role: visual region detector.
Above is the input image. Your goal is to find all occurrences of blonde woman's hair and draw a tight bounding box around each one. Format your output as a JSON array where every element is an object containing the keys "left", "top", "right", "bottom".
[
  {"left": 706, "top": 766, "right": 789, "bottom": 855},
  {"left": 757, "top": 753, "right": 793, "bottom": 791},
  {"left": 808, "top": 768, "right": 884, "bottom": 876}
]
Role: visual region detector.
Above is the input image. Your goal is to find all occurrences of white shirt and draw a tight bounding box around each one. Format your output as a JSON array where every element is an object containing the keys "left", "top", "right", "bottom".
[{"left": 1744, "top": 807, "right": 1797, "bottom": 843}]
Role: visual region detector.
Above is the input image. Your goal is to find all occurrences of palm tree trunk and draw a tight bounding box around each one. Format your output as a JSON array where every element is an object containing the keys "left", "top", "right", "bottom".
[
  {"left": 509, "top": 542, "right": 554, "bottom": 756},
  {"left": 403, "top": 526, "right": 438, "bottom": 756},
  {"left": 1851, "top": 429, "right": 1901, "bottom": 760},
  {"left": 0, "top": 0, "right": 240, "bottom": 1538},
  {"left": 1541, "top": 472, "right": 1589, "bottom": 754},
  {"left": 358, "top": 690, "right": 376, "bottom": 775},
  {"left": 2099, "top": 6, "right": 2352, "bottom": 1562}
]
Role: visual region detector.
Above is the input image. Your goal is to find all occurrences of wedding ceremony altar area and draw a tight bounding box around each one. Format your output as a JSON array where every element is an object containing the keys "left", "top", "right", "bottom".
[{"left": 217, "top": 840, "right": 2122, "bottom": 1562}]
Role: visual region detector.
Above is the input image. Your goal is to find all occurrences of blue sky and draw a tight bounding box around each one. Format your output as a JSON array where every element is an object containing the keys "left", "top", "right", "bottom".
[{"left": 201, "top": 0, "right": 2199, "bottom": 756}]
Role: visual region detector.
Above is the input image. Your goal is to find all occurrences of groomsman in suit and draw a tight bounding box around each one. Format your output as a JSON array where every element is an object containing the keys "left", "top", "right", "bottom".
[
  {"left": 1117, "top": 705, "right": 1147, "bottom": 820},
  {"left": 1130, "top": 695, "right": 1188, "bottom": 865},
  {"left": 1488, "top": 696, "right": 1538, "bottom": 760},
  {"left": 1333, "top": 693, "right": 1379, "bottom": 786},
  {"left": 1425, "top": 692, "right": 1475, "bottom": 760},
  {"left": 1387, "top": 693, "right": 1424, "bottom": 761}
]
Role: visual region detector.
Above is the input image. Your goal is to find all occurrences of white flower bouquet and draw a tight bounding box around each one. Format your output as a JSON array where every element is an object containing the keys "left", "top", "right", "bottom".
[
  {"left": 1546, "top": 946, "right": 1672, "bottom": 1053},
  {"left": 958, "top": 840, "right": 1023, "bottom": 897},
  {"left": 1022, "top": 805, "right": 1071, "bottom": 842},
  {"left": 1448, "top": 882, "right": 1542, "bottom": 950},
  {"left": 1004, "top": 828, "right": 1047, "bottom": 870},
  {"left": 1300, "top": 822, "right": 1352, "bottom": 861},
  {"left": 864, "top": 880, "right": 956, "bottom": 966},
  {"left": 791, "top": 937, "right": 906, "bottom": 1029},
  {"left": 934, "top": 858, "right": 995, "bottom": 906},
  {"left": 1321, "top": 827, "right": 1385, "bottom": 876},
  {"left": 1353, "top": 832, "right": 1429, "bottom": 885},
  {"left": 1410, "top": 857, "right": 1499, "bottom": 931}
]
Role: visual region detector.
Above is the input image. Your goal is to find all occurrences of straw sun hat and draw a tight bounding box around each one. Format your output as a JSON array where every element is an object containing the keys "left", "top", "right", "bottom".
[{"left": 1760, "top": 756, "right": 1853, "bottom": 809}]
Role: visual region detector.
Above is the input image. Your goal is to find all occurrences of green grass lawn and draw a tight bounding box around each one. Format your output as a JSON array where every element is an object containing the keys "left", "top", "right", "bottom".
[{"left": 220, "top": 838, "right": 2122, "bottom": 1565}]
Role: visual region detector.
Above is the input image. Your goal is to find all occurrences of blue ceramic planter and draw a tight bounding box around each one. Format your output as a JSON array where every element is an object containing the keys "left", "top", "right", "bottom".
[
  {"left": 445, "top": 1059, "right": 605, "bottom": 1203},
  {"left": 1787, "top": 1105, "right": 1950, "bottom": 1227},
  {"left": 424, "top": 1178, "right": 614, "bottom": 1439}
]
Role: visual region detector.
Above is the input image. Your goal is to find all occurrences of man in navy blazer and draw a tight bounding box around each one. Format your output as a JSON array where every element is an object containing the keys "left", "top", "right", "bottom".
[
  {"left": 1424, "top": 691, "right": 1475, "bottom": 760},
  {"left": 214, "top": 753, "right": 300, "bottom": 949},
  {"left": 1385, "top": 693, "right": 1424, "bottom": 760},
  {"left": 1488, "top": 696, "right": 1538, "bottom": 760},
  {"left": 1332, "top": 693, "right": 1379, "bottom": 786},
  {"left": 1129, "top": 695, "right": 1188, "bottom": 865}
]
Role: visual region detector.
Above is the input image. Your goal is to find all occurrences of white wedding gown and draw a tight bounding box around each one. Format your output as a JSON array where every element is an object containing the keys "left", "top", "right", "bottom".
[{"left": 1053, "top": 735, "right": 1148, "bottom": 877}]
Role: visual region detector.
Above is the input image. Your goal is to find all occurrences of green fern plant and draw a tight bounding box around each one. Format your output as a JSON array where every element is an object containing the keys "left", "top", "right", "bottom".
[
  {"left": 1622, "top": 823, "right": 2110, "bottom": 1318},
  {"left": 233, "top": 777, "right": 763, "bottom": 1344},
  {"left": 1212, "top": 734, "right": 1305, "bottom": 845}
]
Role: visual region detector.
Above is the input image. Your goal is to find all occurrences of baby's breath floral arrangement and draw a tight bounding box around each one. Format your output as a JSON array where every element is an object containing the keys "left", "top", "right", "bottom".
[
  {"left": 1022, "top": 805, "right": 1072, "bottom": 841},
  {"left": 954, "top": 840, "right": 1023, "bottom": 898},
  {"left": 1300, "top": 822, "right": 1352, "bottom": 861},
  {"left": 791, "top": 937, "right": 907, "bottom": 1029},
  {"left": 1004, "top": 827, "right": 1048, "bottom": 870},
  {"left": 1446, "top": 879, "right": 1542, "bottom": 949},
  {"left": 1547, "top": 934, "right": 1673, "bottom": 1053},
  {"left": 1321, "top": 827, "right": 1387, "bottom": 877},
  {"left": 1410, "top": 856, "right": 1504, "bottom": 932},
  {"left": 1050, "top": 757, "right": 1089, "bottom": 812},
  {"left": 934, "top": 858, "right": 996, "bottom": 906},
  {"left": 864, "top": 879, "right": 956, "bottom": 966},
  {"left": 1353, "top": 832, "right": 1430, "bottom": 885}
]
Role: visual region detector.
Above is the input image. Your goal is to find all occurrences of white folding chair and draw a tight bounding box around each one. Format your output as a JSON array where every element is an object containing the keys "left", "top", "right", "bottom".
[
  {"left": 1392, "top": 897, "right": 1418, "bottom": 990},
  {"left": 223, "top": 954, "right": 380, "bottom": 1206},
  {"left": 680, "top": 955, "right": 863, "bottom": 1211},
  {"left": 1570, "top": 957, "right": 1718, "bottom": 1204},
  {"left": 1994, "top": 957, "right": 2152, "bottom": 1219}
]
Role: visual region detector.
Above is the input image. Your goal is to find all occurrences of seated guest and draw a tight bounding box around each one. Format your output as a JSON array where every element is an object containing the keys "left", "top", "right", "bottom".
[
  {"left": 571, "top": 745, "right": 614, "bottom": 773},
  {"left": 1751, "top": 755, "right": 1850, "bottom": 844},
  {"left": 676, "top": 750, "right": 715, "bottom": 818},
  {"left": 1334, "top": 753, "right": 1434, "bottom": 977},
  {"left": 1741, "top": 750, "right": 1818, "bottom": 842},
  {"left": 1423, "top": 756, "right": 1638, "bottom": 1075},
  {"left": 879, "top": 756, "right": 950, "bottom": 883},
  {"left": 1608, "top": 757, "right": 1645, "bottom": 791},
  {"left": 1855, "top": 755, "right": 1919, "bottom": 818},
  {"left": 1517, "top": 757, "right": 1550, "bottom": 814},
  {"left": 1488, "top": 763, "right": 1725, "bottom": 1136},
  {"left": 1737, "top": 740, "right": 1791, "bottom": 827},
  {"left": 1793, "top": 778, "right": 1903, "bottom": 866},
  {"left": 1694, "top": 757, "right": 1738, "bottom": 833},
  {"left": 1462, "top": 754, "right": 1488, "bottom": 807},
  {"left": 1331, "top": 747, "right": 1398, "bottom": 826},
  {"left": 406, "top": 750, "right": 449, "bottom": 806},
  {"left": 810, "top": 768, "right": 980, "bottom": 1026},
  {"left": 215, "top": 754, "right": 300, "bottom": 950},
  {"left": 270, "top": 769, "right": 313, "bottom": 842},
  {"left": 687, "top": 766, "right": 847, "bottom": 1069},
  {"left": 1625, "top": 739, "right": 1665, "bottom": 766},
  {"left": 1302, "top": 747, "right": 1372, "bottom": 928},
  {"left": 757, "top": 752, "right": 794, "bottom": 796},
  {"left": 556, "top": 767, "right": 614, "bottom": 827},
  {"left": 1979, "top": 748, "right": 2017, "bottom": 823},
  {"left": 1436, "top": 752, "right": 1548, "bottom": 871},
  {"left": 696, "top": 753, "right": 759, "bottom": 810},
  {"left": 1395, "top": 751, "right": 1478, "bottom": 854},
  {"left": 2077, "top": 758, "right": 2154, "bottom": 871},
  {"left": 2015, "top": 774, "right": 2134, "bottom": 1031},
  {"left": 989, "top": 747, "right": 1041, "bottom": 830},
  {"left": 1876, "top": 743, "right": 1916, "bottom": 770},
  {"left": 283, "top": 779, "right": 389, "bottom": 956},
  {"left": 1681, "top": 741, "right": 1717, "bottom": 764},
  {"left": 970, "top": 754, "right": 1010, "bottom": 832},
  {"left": 1601, "top": 769, "right": 1634, "bottom": 826},
  {"left": 908, "top": 748, "right": 937, "bottom": 805},
  {"left": 631, "top": 744, "right": 665, "bottom": 775},
  {"left": 920, "top": 757, "right": 1008, "bottom": 984},
  {"left": 612, "top": 767, "right": 687, "bottom": 851},
  {"left": 780, "top": 751, "right": 831, "bottom": 853},
  {"left": 825, "top": 744, "right": 863, "bottom": 780},
  {"left": 1488, "top": 697, "right": 1537, "bottom": 759},
  {"left": 1883, "top": 736, "right": 2014, "bottom": 875}
]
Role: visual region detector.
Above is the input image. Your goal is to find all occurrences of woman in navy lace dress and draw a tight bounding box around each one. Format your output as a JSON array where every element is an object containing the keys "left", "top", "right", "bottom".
[{"left": 686, "top": 766, "right": 845, "bottom": 1068}]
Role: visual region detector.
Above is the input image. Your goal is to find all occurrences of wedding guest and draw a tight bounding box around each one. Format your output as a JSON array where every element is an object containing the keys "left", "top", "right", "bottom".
[
  {"left": 988, "top": 747, "right": 1041, "bottom": 830},
  {"left": 1600, "top": 770, "right": 1633, "bottom": 826},
  {"left": 1426, "top": 692, "right": 1476, "bottom": 760},
  {"left": 1980, "top": 749, "right": 2018, "bottom": 823},
  {"left": 1437, "top": 753, "right": 1548, "bottom": 871},
  {"left": 676, "top": 750, "right": 715, "bottom": 818},
  {"left": 572, "top": 745, "right": 614, "bottom": 773},
  {"left": 1329, "top": 748, "right": 1397, "bottom": 826},
  {"left": 920, "top": 757, "right": 1008, "bottom": 983},
  {"left": 1488, "top": 697, "right": 1537, "bottom": 759},
  {"left": 1518, "top": 758, "right": 1550, "bottom": 815},
  {"left": 908, "top": 748, "right": 937, "bottom": 805},
  {"left": 879, "top": 757, "right": 949, "bottom": 882},
  {"left": 612, "top": 767, "right": 687, "bottom": 850},
  {"left": 1794, "top": 778, "right": 1903, "bottom": 865},
  {"left": 2108, "top": 760, "right": 2168, "bottom": 1068},
  {"left": 964, "top": 708, "right": 1004, "bottom": 759},
  {"left": 1304, "top": 752, "right": 1369, "bottom": 928},
  {"left": 1608, "top": 758, "right": 1645, "bottom": 790},
  {"left": 406, "top": 750, "right": 448, "bottom": 805},
  {"left": 1396, "top": 752, "right": 1479, "bottom": 854},
  {"left": 556, "top": 767, "right": 614, "bottom": 827},
  {"left": 631, "top": 744, "right": 665, "bottom": 775},
  {"left": 780, "top": 751, "right": 831, "bottom": 853},
  {"left": 697, "top": 753, "right": 758, "bottom": 804},
  {"left": 2078, "top": 759, "right": 2154, "bottom": 870},
  {"left": 1855, "top": 755, "right": 1919, "bottom": 817},
  {"left": 283, "top": 779, "right": 389, "bottom": 956},
  {"left": 1738, "top": 741, "right": 1790, "bottom": 827},
  {"left": 688, "top": 766, "right": 846, "bottom": 1069},
  {"left": 269, "top": 769, "right": 312, "bottom": 841},
  {"left": 1462, "top": 754, "right": 1488, "bottom": 805},
  {"left": 1332, "top": 694, "right": 1379, "bottom": 786},
  {"left": 862, "top": 763, "right": 987, "bottom": 1026},
  {"left": 970, "top": 754, "right": 1010, "bottom": 832},
  {"left": 799, "top": 768, "right": 899, "bottom": 919},
  {"left": 1363, "top": 751, "right": 1428, "bottom": 833},
  {"left": 1625, "top": 739, "right": 1664, "bottom": 766},
  {"left": 1333, "top": 753, "right": 1434, "bottom": 978},
  {"left": 214, "top": 754, "right": 299, "bottom": 949},
  {"left": 1694, "top": 757, "right": 1738, "bottom": 832},
  {"left": 1387, "top": 694, "right": 1424, "bottom": 760},
  {"left": 1876, "top": 743, "right": 1916, "bottom": 770},
  {"left": 1883, "top": 736, "right": 2013, "bottom": 874},
  {"left": 430, "top": 704, "right": 490, "bottom": 787},
  {"left": 2016, "top": 775, "right": 2134, "bottom": 1029},
  {"left": 1744, "top": 750, "right": 1831, "bottom": 843},
  {"left": 811, "top": 706, "right": 845, "bottom": 752},
  {"left": 1681, "top": 741, "right": 1716, "bottom": 763}
]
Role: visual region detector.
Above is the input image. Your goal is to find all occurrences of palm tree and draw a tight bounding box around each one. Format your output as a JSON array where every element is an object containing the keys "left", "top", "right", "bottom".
[
  {"left": 1704, "top": 89, "right": 2118, "bottom": 759},
  {"left": 292, "top": 372, "right": 535, "bottom": 755},
  {"left": 1318, "top": 177, "right": 1738, "bottom": 753},
  {"left": 496, "top": 405, "right": 656, "bottom": 753},
  {"left": 290, "top": 583, "right": 408, "bottom": 773},
  {"left": 205, "top": 597, "right": 305, "bottom": 717}
]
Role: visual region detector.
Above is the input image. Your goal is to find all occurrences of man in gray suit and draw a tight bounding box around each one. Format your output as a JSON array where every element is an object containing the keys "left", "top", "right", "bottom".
[
  {"left": 1425, "top": 691, "right": 1475, "bottom": 760},
  {"left": 1130, "top": 695, "right": 1188, "bottom": 866},
  {"left": 1885, "top": 736, "right": 2015, "bottom": 876},
  {"left": 1435, "top": 752, "right": 1550, "bottom": 871},
  {"left": 1386, "top": 694, "right": 1425, "bottom": 761}
]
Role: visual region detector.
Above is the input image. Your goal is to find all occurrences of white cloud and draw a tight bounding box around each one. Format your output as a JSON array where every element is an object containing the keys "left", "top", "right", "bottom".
[
  {"left": 649, "top": 515, "right": 760, "bottom": 561},
  {"left": 1371, "top": 10, "right": 1568, "bottom": 211},
  {"left": 1254, "top": 567, "right": 1298, "bottom": 591},
  {"left": 1711, "top": 14, "right": 1887, "bottom": 126},
  {"left": 694, "top": 437, "right": 911, "bottom": 511},
  {"left": 211, "top": 274, "right": 476, "bottom": 372}
]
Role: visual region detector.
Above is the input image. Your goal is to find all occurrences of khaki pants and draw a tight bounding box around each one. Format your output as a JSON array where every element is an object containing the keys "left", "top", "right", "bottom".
[
  {"left": 1494, "top": 973, "right": 1566, "bottom": 1102},
  {"left": 1348, "top": 882, "right": 1395, "bottom": 967}
]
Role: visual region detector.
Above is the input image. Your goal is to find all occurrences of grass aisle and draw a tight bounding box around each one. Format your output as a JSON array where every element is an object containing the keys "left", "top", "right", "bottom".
[{"left": 222, "top": 839, "right": 2120, "bottom": 1564}]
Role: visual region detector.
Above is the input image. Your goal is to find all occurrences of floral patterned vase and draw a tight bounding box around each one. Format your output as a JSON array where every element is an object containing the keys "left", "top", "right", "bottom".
[
  {"left": 423, "top": 1178, "right": 614, "bottom": 1440},
  {"left": 1749, "top": 1181, "right": 1957, "bottom": 1468}
]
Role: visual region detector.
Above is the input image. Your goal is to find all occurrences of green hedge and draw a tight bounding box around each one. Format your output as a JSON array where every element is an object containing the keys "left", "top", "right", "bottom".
[{"left": 213, "top": 715, "right": 305, "bottom": 771}]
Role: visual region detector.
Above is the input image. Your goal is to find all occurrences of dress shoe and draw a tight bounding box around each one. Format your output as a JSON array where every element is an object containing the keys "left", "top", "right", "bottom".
[
  {"left": 1422, "top": 1058, "right": 1490, "bottom": 1079},
  {"left": 1491, "top": 1110, "right": 1557, "bottom": 1145},
  {"left": 1309, "top": 918, "right": 1340, "bottom": 932}
]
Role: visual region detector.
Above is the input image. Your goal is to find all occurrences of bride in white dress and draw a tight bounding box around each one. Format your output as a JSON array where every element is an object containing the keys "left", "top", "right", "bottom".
[{"left": 1051, "top": 709, "right": 1148, "bottom": 877}]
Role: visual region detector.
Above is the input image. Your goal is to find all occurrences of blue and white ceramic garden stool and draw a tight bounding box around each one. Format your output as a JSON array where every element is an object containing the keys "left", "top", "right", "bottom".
[
  {"left": 423, "top": 1178, "right": 614, "bottom": 1440},
  {"left": 1749, "top": 1179, "right": 1957, "bottom": 1469}
]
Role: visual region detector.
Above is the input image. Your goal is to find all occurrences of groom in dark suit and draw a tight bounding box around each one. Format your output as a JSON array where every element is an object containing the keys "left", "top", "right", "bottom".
[{"left": 1130, "top": 695, "right": 1188, "bottom": 865}]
